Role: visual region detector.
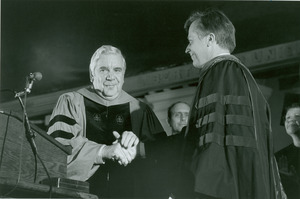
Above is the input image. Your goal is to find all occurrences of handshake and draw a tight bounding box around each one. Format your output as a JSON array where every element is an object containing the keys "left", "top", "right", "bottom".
[{"left": 100, "top": 131, "right": 139, "bottom": 166}]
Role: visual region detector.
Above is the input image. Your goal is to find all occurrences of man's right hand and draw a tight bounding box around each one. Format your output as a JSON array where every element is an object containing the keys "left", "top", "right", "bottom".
[
  {"left": 100, "top": 131, "right": 138, "bottom": 166},
  {"left": 101, "top": 143, "right": 133, "bottom": 166}
]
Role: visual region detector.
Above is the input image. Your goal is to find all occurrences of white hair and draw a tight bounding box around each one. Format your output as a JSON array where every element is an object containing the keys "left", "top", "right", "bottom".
[{"left": 89, "top": 45, "right": 126, "bottom": 82}]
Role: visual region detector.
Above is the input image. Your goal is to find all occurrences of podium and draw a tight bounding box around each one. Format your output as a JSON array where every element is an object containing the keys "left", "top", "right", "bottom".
[{"left": 0, "top": 110, "right": 98, "bottom": 198}]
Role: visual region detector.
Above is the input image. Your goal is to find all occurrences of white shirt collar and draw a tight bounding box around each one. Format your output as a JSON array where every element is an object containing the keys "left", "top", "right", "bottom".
[{"left": 217, "top": 52, "right": 231, "bottom": 56}]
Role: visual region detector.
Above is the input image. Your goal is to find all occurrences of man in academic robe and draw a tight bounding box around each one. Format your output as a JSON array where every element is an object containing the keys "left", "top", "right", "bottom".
[
  {"left": 47, "top": 45, "right": 166, "bottom": 198},
  {"left": 182, "top": 8, "right": 285, "bottom": 199}
]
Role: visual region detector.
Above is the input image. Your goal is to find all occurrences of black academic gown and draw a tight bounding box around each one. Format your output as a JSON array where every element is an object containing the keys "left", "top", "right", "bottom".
[{"left": 183, "top": 55, "right": 284, "bottom": 199}]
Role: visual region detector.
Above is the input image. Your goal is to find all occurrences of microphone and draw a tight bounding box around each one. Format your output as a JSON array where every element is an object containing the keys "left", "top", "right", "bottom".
[
  {"left": 28, "top": 72, "right": 43, "bottom": 81},
  {"left": 26, "top": 72, "right": 43, "bottom": 93},
  {"left": 15, "top": 72, "right": 43, "bottom": 98}
]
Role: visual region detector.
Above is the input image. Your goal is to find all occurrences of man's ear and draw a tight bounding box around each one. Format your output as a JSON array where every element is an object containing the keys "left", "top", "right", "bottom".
[
  {"left": 206, "top": 33, "right": 216, "bottom": 47},
  {"left": 90, "top": 75, "right": 94, "bottom": 83},
  {"left": 166, "top": 118, "right": 171, "bottom": 127}
]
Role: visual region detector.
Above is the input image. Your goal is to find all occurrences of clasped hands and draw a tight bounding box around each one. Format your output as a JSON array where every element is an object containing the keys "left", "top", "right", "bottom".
[{"left": 101, "top": 131, "right": 139, "bottom": 166}]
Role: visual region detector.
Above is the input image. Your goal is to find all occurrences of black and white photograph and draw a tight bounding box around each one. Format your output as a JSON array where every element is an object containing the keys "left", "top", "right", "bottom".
[{"left": 1, "top": 0, "right": 300, "bottom": 198}]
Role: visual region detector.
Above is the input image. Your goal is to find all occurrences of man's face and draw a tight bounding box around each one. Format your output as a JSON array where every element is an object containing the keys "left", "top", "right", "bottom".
[
  {"left": 285, "top": 107, "right": 300, "bottom": 136},
  {"left": 185, "top": 21, "right": 209, "bottom": 68},
  {"left": 92, "top": 54, "right": 125, "bottom": 100},
  {"left": 169, "top": 103, "right": 190, "bottom": 135}
]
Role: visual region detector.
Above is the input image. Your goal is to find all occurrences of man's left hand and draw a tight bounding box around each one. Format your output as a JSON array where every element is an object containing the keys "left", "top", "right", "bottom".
[{"left": 115, "top": 131, "right": 139, "bottom": 149}]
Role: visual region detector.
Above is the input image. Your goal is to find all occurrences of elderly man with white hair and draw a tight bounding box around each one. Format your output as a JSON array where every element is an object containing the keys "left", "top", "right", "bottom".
[{"left": 47, "top": 45, "right": 166, "bottom": 198}]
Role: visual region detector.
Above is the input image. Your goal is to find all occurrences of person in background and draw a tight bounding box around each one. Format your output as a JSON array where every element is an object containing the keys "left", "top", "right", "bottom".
[
  {"left": 164, "top": 101, "right": 192, "bottom": 198},
  {"left": 168, "top": 101, "right": 191, "bottom": 135},
  {"left": 284, "top": 103, "right": 300, "bottom": 147},
  {"left": 47, "top": 45, "right": 166, "bottom": 198},
  {"left": 182, "top": 8, "right": 285, "bottom": 199},
  {"left": 276, "top": 103, "right": 300, "bottom": 199}
]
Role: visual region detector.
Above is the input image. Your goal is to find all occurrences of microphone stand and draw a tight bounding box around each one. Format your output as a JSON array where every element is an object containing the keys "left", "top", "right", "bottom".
[
  {"left": 15, "top": 77, "right": 37, "bottom": 155},
  {"left": 15, "top": 95, "right": 37, "bottom": 155},
  {"left": 15, "top": 92, "right": 53, "bottom": 197},
  {"left": 12, "top": 73, "right": 52, "bottom": 197},
  {"left": 15, "top": 78, "right": 39, "bottom": 183}
]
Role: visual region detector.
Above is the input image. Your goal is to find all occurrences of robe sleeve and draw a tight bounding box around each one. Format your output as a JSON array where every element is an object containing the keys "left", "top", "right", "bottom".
[
  {"left": 130, "top": 100, "right": 166, "bottom": 158},
  {"left": 185, "top": 60, "right": 266, "bottom": 198},
  {"left": 194, "top": 60, "right": 255, "bottom": 146},
  {"left": 47, "top": 92, "right": 104, "bottom": 181}
]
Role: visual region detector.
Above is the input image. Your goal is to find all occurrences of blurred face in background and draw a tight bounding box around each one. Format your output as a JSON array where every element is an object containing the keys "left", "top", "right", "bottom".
[
  {"left": 285, "top": 107, "right": 300, "bottom": 136},
  {"left": 168, "top": 103, "right": 190, "bottom": 135},
  {"left": 92, "top": 53, "right": 125, "bottom": 100}
]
